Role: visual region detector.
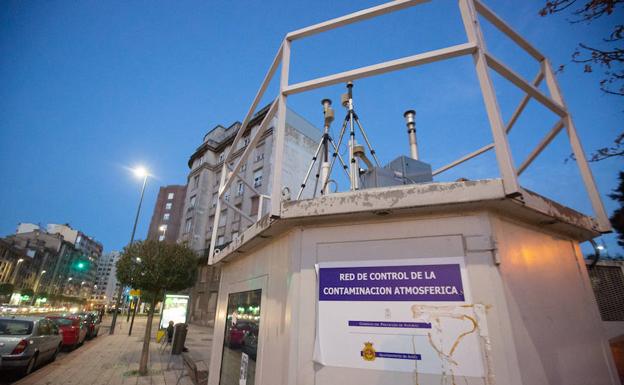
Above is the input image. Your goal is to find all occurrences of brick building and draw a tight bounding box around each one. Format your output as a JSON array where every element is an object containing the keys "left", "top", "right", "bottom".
[{"left": 146, "top": 185, "right": 187, "bottom": 244}]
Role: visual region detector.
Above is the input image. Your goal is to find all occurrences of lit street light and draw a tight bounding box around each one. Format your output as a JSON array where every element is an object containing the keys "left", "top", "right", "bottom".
[
  {"left": 10, "top": 258, "right": 24, "bottom": 284},
  {"left": 110, "top": 165, "right": 150, "bottom": 335}
]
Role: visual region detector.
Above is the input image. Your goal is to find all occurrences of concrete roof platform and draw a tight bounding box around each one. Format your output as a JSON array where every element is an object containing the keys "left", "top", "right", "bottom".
[{"left": 212, "top": 178, "right": 602, "bottom": 264}]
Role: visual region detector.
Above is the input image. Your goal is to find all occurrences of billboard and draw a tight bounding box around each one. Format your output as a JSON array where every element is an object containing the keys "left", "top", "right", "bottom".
[{"left": 159, "top": 294, "right": 190, "bottom": 329}]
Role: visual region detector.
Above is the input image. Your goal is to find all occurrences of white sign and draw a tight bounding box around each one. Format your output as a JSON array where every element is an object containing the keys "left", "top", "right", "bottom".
[
  {"left": 314, "top": 257, "right": 487, "bottom": 378},
  {"left": 239, "top": 352, "right": 248, "bottom": 385}
]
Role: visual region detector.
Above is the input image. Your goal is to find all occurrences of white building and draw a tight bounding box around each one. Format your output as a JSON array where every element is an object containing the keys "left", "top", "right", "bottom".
[
  {"left": 178, "top": 104, "right": 320, "bottom": 326},
  {"left": 92, "top": 251, "right": 120, "bottom": 306}
]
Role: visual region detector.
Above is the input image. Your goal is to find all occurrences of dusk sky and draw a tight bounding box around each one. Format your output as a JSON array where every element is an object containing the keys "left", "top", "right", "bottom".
[{"left": 1, "top": 0, "right": 621, "bottom": 256}]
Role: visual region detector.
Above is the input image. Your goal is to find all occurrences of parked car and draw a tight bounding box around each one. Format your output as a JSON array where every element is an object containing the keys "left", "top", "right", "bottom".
[
  {"left": 225, "top": 320, "right": 255, "bottom": 348},
  {"left": 0, "top": 316, "right": 62, "bottom": 375},
  {"left": 46, "top": 315, "right": 87, "bottom": 350},
  {"left": 241, "top": 324, "right": 259, "bottom": 360},
  {"left": 75, "top": 312, "right": 100, "bottom": 339}
]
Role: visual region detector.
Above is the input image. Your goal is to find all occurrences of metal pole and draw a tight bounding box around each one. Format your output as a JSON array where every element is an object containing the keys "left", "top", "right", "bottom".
[
  {"left": 110, "top": 174, "right": 148, "bottom": 335},
  {"left": 128, "top": 296, "right": 140, "bottom": 336},
  {"left": 130, "top": 175, "right": 148, "bottom": 245}
]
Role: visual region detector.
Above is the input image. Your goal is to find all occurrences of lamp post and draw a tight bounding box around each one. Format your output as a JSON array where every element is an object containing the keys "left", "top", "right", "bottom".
[
  {"left": 110, "top": 166, "right": 149, "bottom": 335},
  {"left": 31, "top": 270, "right": 47, "bottom": 305},
  {"left": 10, "top": 258, "right": 24, "bottom": 284},
  {"left": 128, "top": 225, "right": 165, "bottom": 336}
]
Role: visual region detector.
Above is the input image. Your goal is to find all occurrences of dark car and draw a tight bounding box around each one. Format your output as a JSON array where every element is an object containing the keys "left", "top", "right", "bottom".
[
  {"left": 46, "top": 315, "right": 87, "bottom": 350},
  {"left": 75, "top": 312, "right": 100, "bottom": 339},
  {"left": 0, "top": 316, "right": 62, "bottom": 375},
  {"left": 241, "top": 324, "right": 259, "bottom": 360}
]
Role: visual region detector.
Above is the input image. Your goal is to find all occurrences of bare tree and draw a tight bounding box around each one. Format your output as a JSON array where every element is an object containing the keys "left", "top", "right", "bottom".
[{"left": 540, "top": 0, "right": 623, "bottom": 161}]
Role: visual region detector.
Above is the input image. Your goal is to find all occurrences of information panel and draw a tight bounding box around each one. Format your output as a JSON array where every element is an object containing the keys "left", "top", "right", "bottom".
[
  {"left": 159, "top": 294, "right": 190, "bottom": 329},
  {"left": 314, "top": 257, "right": 487, "bottom": 377}
]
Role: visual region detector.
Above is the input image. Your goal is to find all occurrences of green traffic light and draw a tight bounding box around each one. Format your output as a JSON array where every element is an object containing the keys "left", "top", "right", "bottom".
[{"left": 77, "top": 262, "right": 85, "bottom": 269}]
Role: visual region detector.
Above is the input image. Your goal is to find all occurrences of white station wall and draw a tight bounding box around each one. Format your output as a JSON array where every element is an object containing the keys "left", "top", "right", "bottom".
[{"left": 209, "top": 211, "right": 618, "bottom": 385}]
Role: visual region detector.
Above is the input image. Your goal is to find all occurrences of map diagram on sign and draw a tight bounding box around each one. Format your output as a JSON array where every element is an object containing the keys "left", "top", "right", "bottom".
[{"left": 314, "top": 258, "right": 490, "bottom": 380}]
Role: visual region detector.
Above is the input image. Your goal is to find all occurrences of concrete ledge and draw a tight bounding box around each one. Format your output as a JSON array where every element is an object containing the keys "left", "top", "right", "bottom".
[{"left": 211, "top": 179, "right": 601, "bottom": 264}]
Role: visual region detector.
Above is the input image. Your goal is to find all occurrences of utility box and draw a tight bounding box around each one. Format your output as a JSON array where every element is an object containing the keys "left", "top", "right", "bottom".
[
  {"left": 360, "top": 156, "right": 433, "bottom": 189},
  {"left": 207, "top": 180, "right": 619, "bottom": 385}
]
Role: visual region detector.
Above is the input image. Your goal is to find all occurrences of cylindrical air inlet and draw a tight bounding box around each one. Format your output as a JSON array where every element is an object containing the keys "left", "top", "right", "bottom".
[
  {"left": 321, "top": 98, "right": 334, "bottom": 126},
  {"left": 403, "top": 110, "right": 418, "bottom": 160}
]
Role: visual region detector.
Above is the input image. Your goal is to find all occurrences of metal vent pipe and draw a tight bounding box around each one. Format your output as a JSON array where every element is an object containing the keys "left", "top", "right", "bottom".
[{"left": 404, "top": 110, "right": 418, "bottom": 160}]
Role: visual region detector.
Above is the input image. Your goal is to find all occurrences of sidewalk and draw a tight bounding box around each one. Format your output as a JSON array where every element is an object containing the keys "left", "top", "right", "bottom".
[{"left": 16, "top": 315, "right": 214, "bottom": 385}]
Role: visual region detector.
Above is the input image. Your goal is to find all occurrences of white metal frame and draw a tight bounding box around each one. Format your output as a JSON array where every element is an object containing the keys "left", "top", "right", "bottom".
[{"left": 208, "top": 0, "right": 611, "bottom": 264}]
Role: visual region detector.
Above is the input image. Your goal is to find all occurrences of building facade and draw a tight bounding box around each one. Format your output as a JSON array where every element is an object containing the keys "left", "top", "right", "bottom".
[
  {"left": 178, "top": 105, "right": 320, "bottom": 326},
  {"left": 147, "top": 185, "right": 187, "bottom": 244},
  {"left": 1, "top": 223, "right": 102, "bottom": 305},
  {"left": 92, "top": 251, "right": 121, "bottom": 306}
]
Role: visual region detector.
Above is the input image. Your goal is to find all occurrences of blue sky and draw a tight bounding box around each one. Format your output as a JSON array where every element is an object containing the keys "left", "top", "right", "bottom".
[{"left": 0, "top": 0, "right": 621, "bottom": 256}]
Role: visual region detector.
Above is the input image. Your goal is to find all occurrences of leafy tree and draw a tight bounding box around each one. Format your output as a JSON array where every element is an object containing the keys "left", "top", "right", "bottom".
[
  {"left": 0, "top": 283, "right": 14, "bottom": 302},
  {"left": 540, "top": 0, "right": 623, "bottom": 161},
  {"left": 20, "top": 288, "right": 34, "bottom": 297},
  {"left": 609, "top": 171, "right": 624, "bottom": 246},
  {"left": 116, "top": 240, "right": 197, "bottom": 376}
]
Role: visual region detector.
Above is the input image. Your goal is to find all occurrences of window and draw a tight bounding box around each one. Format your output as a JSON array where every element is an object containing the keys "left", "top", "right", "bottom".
[
  {"left": 38, "top": 320, "right": 51, "bottom": 335},
  {"left": 243, "top": 137, "right": 250, "bottom": 147},
  {"left": 163, "top": 213, "right": 170, "bottom": 221},
  {"left": 219, "top": 211, "right": 227, "bottom": 227},
  {"left": 250, "top": 196, "right": 259, "bottom": 216},
  {"left": 254, "top": 146, "right": 264, "bottom": 162},
  {"left": 236, "top": 182, "right": 244, "bottom": 196},
  {"left": 189, "top": 195, "right": 197, "bottom": 208},
  {"left": 253, "top": 169, "right": 263, "bottom": 187},
  {"left": 158, "top": 235, "right": 165, "bottom": 241},
  {"left": 193, "top": 175, "right": 200, "bottom": 189},
  {"left": 219, "top": 289, "right": 262, "bottom": 385},
  {"left": 231, "top": 232, "right": 239, "bottom": 241},
  {"left": 167, "top": 192, "right": 174, "bottom": 200},
  {"left": 218, "top": 153, "right": 225, "bottom": 162},
  {"left": 215, "top": 173, "right": 221, "bottom": 186},
  {"left": 165, "top": 202, "right": 172, "bottom": 210},
  {"left": 224, "top": 191, "right": 230, "bottom": 202},
  {"left": 234, "top": 204, "right": 242, "bottom": 222},
  {"left": 160, "top": 224, "right": 168, "bottom": 232},
  {"left": 184, "top": 218, "right": 192, "bottom": 233},
  {"left": 241, "top": 162, "right": 247, "bottom": 172},
  {"left": 217, "top": 236, "right": 225, "bottom": 246},
  {"left": 211, "top": 194, "right": 218, "bottom": 208}
]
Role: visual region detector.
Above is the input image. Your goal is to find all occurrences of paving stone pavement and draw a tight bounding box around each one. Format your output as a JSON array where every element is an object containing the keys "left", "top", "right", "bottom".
[{"left": 14, "top": 315, "right": 213, "bottom": 385}]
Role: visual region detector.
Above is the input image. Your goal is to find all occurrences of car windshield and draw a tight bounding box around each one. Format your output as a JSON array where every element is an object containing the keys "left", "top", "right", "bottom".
[{"left": 0, "top": 319, "right": 33, "bottom": 335}]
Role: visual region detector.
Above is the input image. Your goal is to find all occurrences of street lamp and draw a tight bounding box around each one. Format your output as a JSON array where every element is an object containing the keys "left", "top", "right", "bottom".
[
  {"left": 10, "top": 258, "right": 24, "bottom": 284},
  {"left": 110, "top": 165, "right": 150, "bottom": 335}
]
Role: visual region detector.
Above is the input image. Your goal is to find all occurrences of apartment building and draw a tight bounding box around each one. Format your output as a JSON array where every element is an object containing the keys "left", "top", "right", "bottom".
[
  {"left": 92, "top": 251, "right": 121, "bottom": 306},
  {"left": 1, "top": 223, "right": 102, "bottom": 304},
  {"left": 147, "top": 185, "right": 187, "bottom": 244},
  {"left": 178, "top": 105, "right": 320, "bottom": 326}
]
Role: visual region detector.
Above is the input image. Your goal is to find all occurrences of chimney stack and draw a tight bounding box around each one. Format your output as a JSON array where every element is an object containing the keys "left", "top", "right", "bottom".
[{"left": 403, "top": 110, "right": 418, "bottom": 160}]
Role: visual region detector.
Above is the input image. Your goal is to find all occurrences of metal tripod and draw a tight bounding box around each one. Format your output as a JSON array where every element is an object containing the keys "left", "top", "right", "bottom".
[
  {"left": 297, "top": 99, "right": 350, "bottom": 200},
  {"left": 322, "top": 81, "right": 380, "bottom": 192},
  {"left": 297, "top": 81, "right": 381, "bottom": 198}
]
